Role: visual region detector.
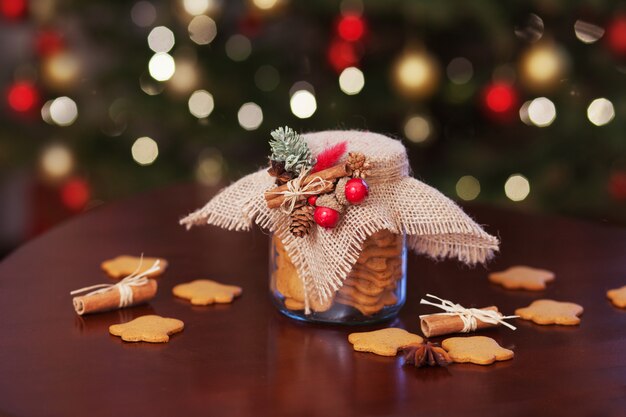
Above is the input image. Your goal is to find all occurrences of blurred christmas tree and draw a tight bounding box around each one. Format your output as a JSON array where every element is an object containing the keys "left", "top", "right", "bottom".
[{"left": 1, "top": 0, "right": 626, "bottom": 253}]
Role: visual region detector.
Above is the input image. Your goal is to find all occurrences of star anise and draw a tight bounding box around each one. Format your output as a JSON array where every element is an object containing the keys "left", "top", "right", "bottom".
[{"left": 401, "top": 341, "right": 452, "bottom": 368}]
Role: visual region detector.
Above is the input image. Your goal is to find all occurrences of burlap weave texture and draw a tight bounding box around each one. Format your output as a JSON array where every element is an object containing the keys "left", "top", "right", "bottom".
[{"left": 181, "top": 130, "right": 499, "bottom": 307}]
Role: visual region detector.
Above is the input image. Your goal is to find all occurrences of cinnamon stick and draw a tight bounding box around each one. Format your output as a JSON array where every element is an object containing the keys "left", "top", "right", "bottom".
[
  {"left": 420, "top": 306, "right": 500, "bottom": 337},
  {"left": 266, "top": 181, "right": 335, "bottom": 209},
  {"left": 72, "top": 279, "right": 158, "bottom": 315},
  {"left": 264, "top": 163, "right": 351, "bottom": 204}
]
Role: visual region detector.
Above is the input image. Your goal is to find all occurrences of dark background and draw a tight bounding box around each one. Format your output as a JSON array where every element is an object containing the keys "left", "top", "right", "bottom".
[{"left": 1, "top": 0, "right": 626, "bottom": 257}]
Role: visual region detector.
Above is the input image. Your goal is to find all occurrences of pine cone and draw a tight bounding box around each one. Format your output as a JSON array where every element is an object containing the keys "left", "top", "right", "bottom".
[
  {"left": 347, "top": 152, "right": 371, "bottom": 179},
  {"left": 289, "top": 204, "right": 315, "bottom": 237},
  {"left": 316, "top": 193, "right": 345, "bottom": 213},
  {"left": 268, "top": 160, "right": 293, "bottom": 185},
  {"left": 335, "top": 177, "right": 349, "bottom": 206}
]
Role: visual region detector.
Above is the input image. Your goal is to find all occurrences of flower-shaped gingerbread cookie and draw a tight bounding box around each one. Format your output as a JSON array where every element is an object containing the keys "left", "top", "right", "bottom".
[
  {"left": 515, "top": 299, "right": 583, "bottom": 325},
  {"left": 348, "top": 328, "right": 423, "bottom": 356},
  {"left": 607, "top": 286, "right": 626, "bottom": 308},
  {"left": 442, "top": 336, "right": 514, "bottom": 365},
  {"left": 172, "top": 279, "right": 242, "bottom": 305},
  {"left": 488, "top": 265, "right": 554, "bottom": 290},
  {"left": 101, "top": 255, "right": 168, "bottom": 279},
  {"left": 109, "top": 315, "right": 184, "bottom": 343}
]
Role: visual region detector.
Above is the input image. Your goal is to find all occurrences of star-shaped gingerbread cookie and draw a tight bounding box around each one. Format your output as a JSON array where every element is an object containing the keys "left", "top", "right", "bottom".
[
  {"left": 607, "top": 286, "right": 626, "bottom": 308},
  {"left": 442, "top": 336, "right": 514, "bottom": 365},
  {"left": 109, "top": 315, "right": 184, "bottom": 343},
  {"left": 172, "top": 279, "right": 242, "bottom": 305},
  {"left": 488, "top": 265, "right": 554, "bottom": 290},
  {"left": 515, "top": 299, "right": 583, "bottom": 325},
  {"left": 101, "top": 255, "right": 168, "bottom": 279},
  {"left": 348, "top": 328, "right": 423, "bottom": 356}
]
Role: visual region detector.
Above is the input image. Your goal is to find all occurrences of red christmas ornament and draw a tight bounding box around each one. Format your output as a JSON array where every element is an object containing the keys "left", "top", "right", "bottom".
[
  {"left": 327, "top": 39, "right": 360, "bottom": 72},
  {"left": 481, "top": 82, "right": 518, "bottom": 122},
  {"left": 0, "top": 0, "right": 27, "bottom": 20},
  {"left": 337, "top": 14, "right": 365, "bottom": 42},
  {"left": 608, "top": 171, "right": 626, "bottom": 201},
  {"left": 7, "top": 82, "right": 38, "bottom": 112},
  {"left": 61, "top": 178, "right": 90, "bottom": 211},
  {"left": 307, "top": 195, "right": 318, "bottom": 206},
  {"left": 344, "top": 178, "right": 369, "bottom": 204},
  {"left": 606, "top": 15, "right": 626, "bottom": 56},
  {"left": 314, "top": 206, "right": 340, "bottom": 229},
  {"left": 35, "top": 30, "right": 64, "bottom": 57}
]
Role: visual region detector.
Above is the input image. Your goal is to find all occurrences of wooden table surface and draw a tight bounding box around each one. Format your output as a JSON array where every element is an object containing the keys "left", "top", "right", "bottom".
[{"left": 0, "top": 184, "right": 625, "bottom": 417}]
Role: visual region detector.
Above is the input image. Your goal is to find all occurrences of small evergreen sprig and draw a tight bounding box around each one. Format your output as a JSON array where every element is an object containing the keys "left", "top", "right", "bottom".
[{"left": 269, "top": 126, "right": 314, "bottom": 175}]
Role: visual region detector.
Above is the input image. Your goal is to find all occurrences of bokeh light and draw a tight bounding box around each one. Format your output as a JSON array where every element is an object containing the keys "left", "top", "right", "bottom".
[
  {"left": 188, "top": 15, "right": 217, "bottom": 45},
  {"left": 148, "top": 52, "right": 176, "bottom": 81},
  {"left": 456, "top": 175, "right": 481, "bottom": 201},
  {"left": 446, "top": 57, "right": 473, "bottom": 85},
  {"left": 61, "top": 178, "right": 90, "bottom": 211},
  {"left": 392, "top": 51, "right": 439, "bottom": 98},
  {"left": 520, "top": 43, "right": 568, "bottom": 91},
  {"left": 527, "top": 97, "right": 556, "bottom": 127},
  {"left": 7, "top": 82, "right": 38, "bottom": 112},
  {"left": 606, "top": 15, "right": 626, "bottom": 55},
  {"left": 338, "top": 66, "right": 364, "bottom": 95},
  {"left": 147, "top": 26, "right": 175, "bottom": 53},
  {"left": 225, "top": 34, "right": 251, "bottom": 61},
  {"left": 139, "top": 72, "right": 165, "bottom": 95},
  {"left": 574, "top": 20, "right": 604, "bottom": 44},
  {"left": 40, "top": 100, "right": 54, "bottom": 124},
  {"left": 327, "top": 39, "right": 359, "bottom": 72},
  {"left": 42, "top": 51, "right": 81, "bottom": 88},
  {"left": 484, "top": 83, "right": 517, "bottom": 114},
  {"left": 290, "top": 90, "right": 317, "bottom": 119},
  {"left": 254, "top": 65, "right": 280, "bottom": 92},
  {"left": 131, "top": 136, "right": 159, "bottom": 165},
  {"left": 35, "top": 30, "right": 64, "bottom": 57},
  {"left": 182, "top": 0, "right": 214, "bottom": 16},
  {"left": 337, "top": 14, "right": 365, "bottom": 42},
  {"left": 188, "top": 89, "right": 214, "bottom": 118},
  {"left": 40, "top": 144, "right": 74, "bottom": 181},
  {"left": 130, "top": 1, "right": 156, "bottom": 28},
  {"left": 195, "top": 149, "right": 224, "bottom": 186},
  {"left": 586, "top": 98, "right": 614, "bottom": 126},
  {"left": 514, "top": 13, "right": 544, "bottom": 42},
  {"left": 519, "top": 100, "right": 532, "bottom": 125},
  {"left": 49, "top": 96, "right": 78, "bottom": 126},
  {"left": 237, "top": 102, "right": 263, "bottom": 130},
  {"left": 403, "top": 115, "right": 431, "bottom": 143},
  {"left": 504, "top": 174, "right": 530, "bottom": 202},
  {"left": 1, "top": 0, "right": 27, "bottom": 19},
  {"left": 252, "top": 0, "right": 279, "bottom": 10},
  {"left": 168, "top": 58, "right": 199, "bottom": 93}
]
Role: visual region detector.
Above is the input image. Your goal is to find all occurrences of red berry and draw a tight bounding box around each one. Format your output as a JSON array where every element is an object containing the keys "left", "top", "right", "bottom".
[
  {"left": 344, "top": 178, "right": 369, "bottom": 204},
  {"left": 314, "top": 206, "right": 340, "bottom": 229},
  {"left": 307, "top": 195, "right": 318, "bottom": 206}
]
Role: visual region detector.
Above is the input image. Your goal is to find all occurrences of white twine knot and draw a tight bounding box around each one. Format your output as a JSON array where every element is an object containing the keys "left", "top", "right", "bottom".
[
  {"left": 70, "top": 256, "right": 160, "bottom": 308},
  {"left": 268, "top": 169, "right": 333, "bottom": 214},
  {"left": 419, "top": 293, "right": 518, "bottom": 333}
]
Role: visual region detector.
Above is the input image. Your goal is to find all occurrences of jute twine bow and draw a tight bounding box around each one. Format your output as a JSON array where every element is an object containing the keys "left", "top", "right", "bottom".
[
  {"left": 70, "top": 256, "right": 160, "bottom": 308},
  {"left": 266, "top": 169, "right": 333, "bottom": 214},
  {"left": 419, "top": 294, "right": 518, "bottom": 332}
]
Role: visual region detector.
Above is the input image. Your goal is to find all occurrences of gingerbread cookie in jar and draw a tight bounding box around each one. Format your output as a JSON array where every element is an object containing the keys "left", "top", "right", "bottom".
[{"left": 181, "top": 127, "right": 499, "bottom": 324}]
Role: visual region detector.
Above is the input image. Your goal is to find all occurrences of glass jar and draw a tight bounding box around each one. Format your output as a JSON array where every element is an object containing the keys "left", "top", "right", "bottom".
[{"left": 269, "top": 230, "right": 406, "bottom": 324}]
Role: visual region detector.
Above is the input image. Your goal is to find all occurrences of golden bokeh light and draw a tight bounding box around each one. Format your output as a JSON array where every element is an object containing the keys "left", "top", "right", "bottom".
[{"left": 392, "top": 51, "right": 440, "bottom": 98}]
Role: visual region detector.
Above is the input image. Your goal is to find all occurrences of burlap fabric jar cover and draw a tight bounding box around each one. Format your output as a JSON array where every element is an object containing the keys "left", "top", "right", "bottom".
[{"left": 181, "top": 130, "right": 499, "bottom": 317}]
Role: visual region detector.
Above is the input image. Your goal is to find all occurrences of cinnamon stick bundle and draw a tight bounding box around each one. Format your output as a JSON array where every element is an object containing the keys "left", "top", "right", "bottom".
[
  {"left": 420, "top": 306, "right": 500, "bottom": 337},
  {"left": 264, "top": 163, "right": 351, "bottom": 208},
  {"left": 72, "top": 279, "right": 158, "bottom": 316}
]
